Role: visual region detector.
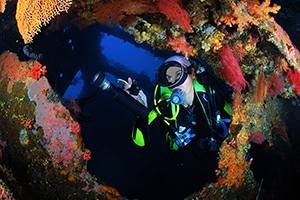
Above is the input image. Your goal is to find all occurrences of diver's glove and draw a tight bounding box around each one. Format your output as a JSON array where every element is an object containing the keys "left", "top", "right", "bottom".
[{"left": 116, "top": 78, "right": 148, "bottom": 107}]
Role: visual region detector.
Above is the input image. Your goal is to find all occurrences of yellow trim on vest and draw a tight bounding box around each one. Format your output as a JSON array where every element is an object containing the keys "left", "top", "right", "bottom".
[
  {"left": 192, "top": 78, "right": 206, "bottom": 93},
  {"left": 224, "top": 101, "right": 232, "bottom": 116},
  {"left": 132, "top": 110, "right": 158, "bottom": 147},
  {"left": 160, "top": 86, "right": 172, "bottom": 97},
  {"left": 193, "top": 78, "right": 211, "bottom": 126},
  {"left": 132, "top": 127, "right": 145, "bottom": 147},
  {"left": 148, "top": 109, "right": 158, "bottom": 124},
  {"left": 154, "top": 85, "right": 179, "bottom": 121}
]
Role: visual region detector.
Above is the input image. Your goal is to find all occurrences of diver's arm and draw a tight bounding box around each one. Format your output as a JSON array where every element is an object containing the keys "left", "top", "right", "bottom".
[{"left": 120, "top": 77, "right": 152, "bottom": 146}]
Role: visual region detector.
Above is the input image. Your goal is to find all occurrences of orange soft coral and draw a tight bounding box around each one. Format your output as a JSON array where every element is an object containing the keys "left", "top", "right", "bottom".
[
  {"left": 230, "top": 0, "right": 281, "bottom": 33},
  {"left": 0, "top": 0, "right": 6, "bottom": 13},
  {"left": 29, "top": 62, "right": 47, "bottom": 80},
  {"left": 230, "top": 0, "right": 258, "bottom": 33},
  {"left": 16, "top": 0, "right": 72, "bottom": 44},
  {"left": 218, "top": 144, "right": 247, "bottom": 188},
  {"left": 248, "top": 0, "right": 281, "bottom": 22},
  {"left": 253, "top": 68, "right": 268, "bottom": 104}
]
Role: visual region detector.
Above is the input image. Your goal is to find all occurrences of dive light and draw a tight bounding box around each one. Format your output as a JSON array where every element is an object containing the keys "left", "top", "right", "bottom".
[{"left": 91, "top": 71, "right": 148, "bottom": 119}]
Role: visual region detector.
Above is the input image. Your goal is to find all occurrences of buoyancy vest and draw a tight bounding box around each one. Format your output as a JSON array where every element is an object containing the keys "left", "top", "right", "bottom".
[{"left": 132, "top": 78, "right": 231, "bottom": 149}]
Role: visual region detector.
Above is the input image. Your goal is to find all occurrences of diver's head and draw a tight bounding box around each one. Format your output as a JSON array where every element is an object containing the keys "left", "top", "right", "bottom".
[
  {"left": 156, "top": 56, "right": 191, "bottom": 88},
  {"left": 156, "top": 55, "right": 195, "bottom": 88},
  {"left": 156, "top": 55, "right": 196, "bottom": 106}
]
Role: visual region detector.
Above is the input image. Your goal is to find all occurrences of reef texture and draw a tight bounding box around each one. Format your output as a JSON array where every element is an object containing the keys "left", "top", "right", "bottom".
[
  {"left": 1, "top": 0, "right": 300, "bottom": 199},
  {"left": 0, "top": 51, "right": 126, "bottom": 199}
]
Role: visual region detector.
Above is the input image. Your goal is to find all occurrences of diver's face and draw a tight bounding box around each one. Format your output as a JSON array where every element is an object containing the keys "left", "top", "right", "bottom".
[
  {"left": 166, "top": 66, "right": 183, "bottom": 85},
  {"left": 166, "top": 66, "right": 195, "bottom": 96}
]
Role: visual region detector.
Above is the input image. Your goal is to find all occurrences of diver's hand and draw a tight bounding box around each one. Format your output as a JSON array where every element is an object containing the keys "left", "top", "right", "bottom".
[
  {"left": 123, "top": 77, "right": 134, "bottom": 91},
  {"left": 123, "top": 77, "right": 148, "bottom": 107}
]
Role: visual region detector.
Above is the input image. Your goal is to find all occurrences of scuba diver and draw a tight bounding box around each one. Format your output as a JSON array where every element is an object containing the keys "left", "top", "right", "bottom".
[
  {"left": 91, "top": 55, "right": 233, "bottom": 199},
  {"left": 123, "top": 55, "right": 232, "bottom": 164}
]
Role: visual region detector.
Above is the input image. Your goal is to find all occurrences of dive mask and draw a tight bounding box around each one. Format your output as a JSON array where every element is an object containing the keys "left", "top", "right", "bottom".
[{"left": 155, "top": 61, "right": 188, "bottom": 88}]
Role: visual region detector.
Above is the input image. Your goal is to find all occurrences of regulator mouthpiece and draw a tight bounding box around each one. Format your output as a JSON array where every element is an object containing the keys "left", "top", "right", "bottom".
[{"left": 170, "top": 88, "right": 186, "bottom": 105}]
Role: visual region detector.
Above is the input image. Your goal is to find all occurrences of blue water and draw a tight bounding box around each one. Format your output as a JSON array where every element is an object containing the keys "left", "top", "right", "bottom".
[
  {"left": 63, "top": 69, "right": 84, "bottom": 99},
  {"left": 100, "top": 33, "right": 164, "bottom": 81}
]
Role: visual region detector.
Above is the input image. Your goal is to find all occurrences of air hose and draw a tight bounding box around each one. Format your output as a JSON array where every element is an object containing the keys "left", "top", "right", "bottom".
[
  {"left": 215, "top": 110, "right": 229, "bottom": 138},
  {"left": 153, "top": 85, "right": 180, "bottom": 121}
]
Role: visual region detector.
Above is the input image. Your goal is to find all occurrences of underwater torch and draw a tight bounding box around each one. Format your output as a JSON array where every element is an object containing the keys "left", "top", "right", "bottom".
[{"left": 91, "top": 71, "right": 148, "bottom": 119}]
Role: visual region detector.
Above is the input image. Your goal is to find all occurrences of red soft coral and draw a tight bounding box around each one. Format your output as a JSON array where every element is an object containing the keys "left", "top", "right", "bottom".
[
  {"left": 29, "top": 62, "right": 47, "bottom": 80},
  {"left": 287, "top": 68, "right": 300, "bottom": 95},
  {"left": 167, "top": 36, "right": 194, "bottom": 59},
  {"left": 93, "top": 0, "right": 157, "bottom": 26},
  {"left": 250, "top": 131, "right": 265, "bottom": 144},
  {"left": 72, "top": 123, "right": 81, "bottom": 133},
  {"left": 157, "top": 0, "right": 192, "bottom": 32},
  {"left": 267, "top": 72, "right": 284, "bottom": 97},
  {"left": 0, "top": 51, "right": 46, "bottom": 92},
  {"left": 219, "top": 44, "right": 249, "bottom": 93},
  {"left": 83, "top": 150, "right": 91, "bottom": 161}
]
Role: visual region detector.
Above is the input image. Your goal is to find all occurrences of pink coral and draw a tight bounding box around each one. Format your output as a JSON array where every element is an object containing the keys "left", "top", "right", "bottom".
[
  {"left": 219, "top": 44, "right": 249, "bottom": 93},
  {"left": 250, "top": 132, "right": 265, "bottom": 144},
  {"left": 271, "top": 21, "right": 300, "bottom": 71},
  {"left": 167, "top": 36, "right": 194, "bottom": 59},
  {"left": 79, "top": 170, "right": 92, "bottom": 194},
  {"left": 25, "top": 77, "right": 83, "bottom": 168},
  {"left": 93, "top": 0, "right": 192, "bottom": 32}
]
